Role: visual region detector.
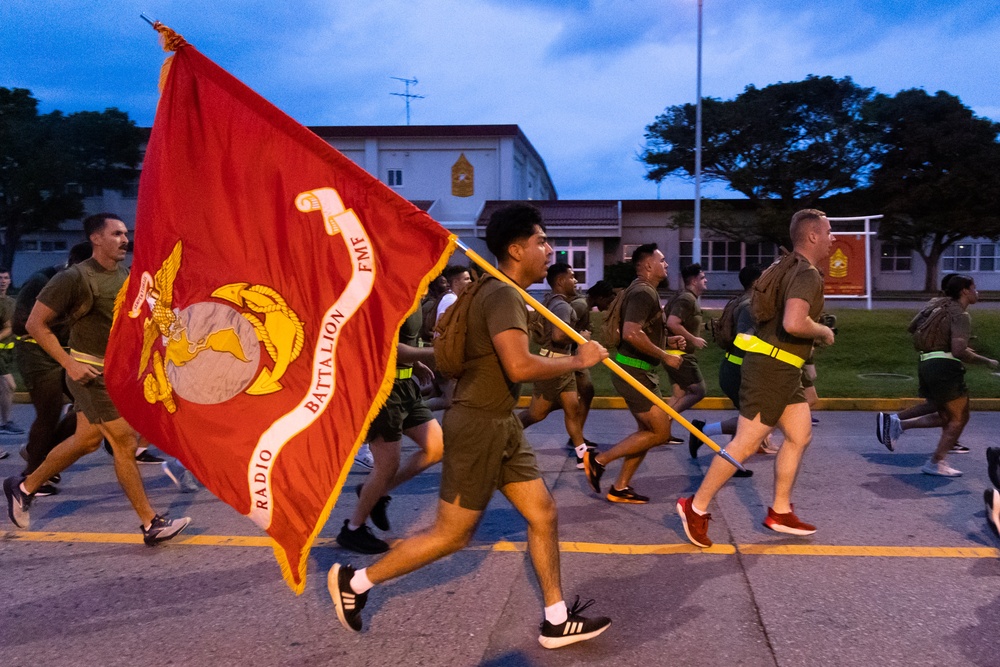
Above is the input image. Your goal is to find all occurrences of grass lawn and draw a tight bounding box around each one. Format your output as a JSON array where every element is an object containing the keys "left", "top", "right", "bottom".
[{"left": 534, "top": 307, "right": 1000, "bottom": 399}]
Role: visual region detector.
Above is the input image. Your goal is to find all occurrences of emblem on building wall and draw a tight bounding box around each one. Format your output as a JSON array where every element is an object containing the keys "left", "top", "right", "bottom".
[
  {"left": 829, "top": 247, "right": 848, "bottom": 279},
  {"left": 451, "top": 153, "right": 474, "bottom": 197}
]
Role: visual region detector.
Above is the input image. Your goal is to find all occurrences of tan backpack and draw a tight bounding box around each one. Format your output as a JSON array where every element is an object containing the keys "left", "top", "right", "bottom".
[
  {"left": 908, "top": 297, "right": 960, "bottom": 352},
  {"left": 601, "top": 281, "right": 660, "bottom": 349},
  {"left": 432, "top": 274, "right": 492, "bottom": 378},
  {"left": 750, "top": 249, "right": 809, "bottom": 325}
]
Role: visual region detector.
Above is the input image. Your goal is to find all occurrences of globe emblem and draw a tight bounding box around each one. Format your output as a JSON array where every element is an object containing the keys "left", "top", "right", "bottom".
[{"left": 164, "top": 301, "right": 261, "bottom": 404}]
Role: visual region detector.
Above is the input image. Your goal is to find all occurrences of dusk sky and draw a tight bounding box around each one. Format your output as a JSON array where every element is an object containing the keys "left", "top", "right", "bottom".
[{"left": 2, "top": 0, "right": 998, "bottom": 201}]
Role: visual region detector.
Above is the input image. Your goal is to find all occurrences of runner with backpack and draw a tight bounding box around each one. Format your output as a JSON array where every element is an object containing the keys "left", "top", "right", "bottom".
[{"left": 876, "top": 274, "right": 998, "bottom": 477}]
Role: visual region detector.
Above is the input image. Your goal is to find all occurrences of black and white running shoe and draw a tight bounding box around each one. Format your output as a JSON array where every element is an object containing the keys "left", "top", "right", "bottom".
[
  {"left": 329, "top": 563, "right": 369, "bottom": 632},
  {"left": 3, "top": 476, "right": 33, "bottom": 528},
  {"left": 141, "top": 513, "right": 191, "bottom": 546},
  {"left": 538, "top": 596, "right": 611, "bottom": 649}
]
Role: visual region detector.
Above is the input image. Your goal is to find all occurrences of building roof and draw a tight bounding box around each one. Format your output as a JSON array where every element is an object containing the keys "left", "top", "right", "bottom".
[
  {"left": 475, "top": 200, "right": 621, "bottom": 237},
  {"left": 308, "top": 124, "right": 555, "bottom": 199}
]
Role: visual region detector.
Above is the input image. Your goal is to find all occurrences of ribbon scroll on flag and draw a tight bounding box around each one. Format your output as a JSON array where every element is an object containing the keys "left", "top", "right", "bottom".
[{"left": 106, "top": 33, "right": 455, "bottom": 593}]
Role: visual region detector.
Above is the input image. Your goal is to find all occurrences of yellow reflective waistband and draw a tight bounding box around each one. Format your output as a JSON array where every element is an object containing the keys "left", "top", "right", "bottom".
[
  {"left": 614, "top": 352, "right": 653, "bottom": 371},
  {"left": 724, "top": 352, "right": 744, "bottom": 366},
  {"left": 919, "top": 351, "right": 958, "bottom": 362},
  {"left": 70, "top": 349, "right": 105, "bottom": 369},
  {"left": 664, "top": 349, "right": 685, "bottom": 356},
  {"left": 539, "top": 348, "right": 572, "bottom": 358},
  {"left": 733, "top": 334, "right": 806, "bottom": 369},
  {"left": 395, "top": 367, "right": 413, "bottom": 379},
  {"left": 0, "top": 342, "right": 13, "bottom": 350}
]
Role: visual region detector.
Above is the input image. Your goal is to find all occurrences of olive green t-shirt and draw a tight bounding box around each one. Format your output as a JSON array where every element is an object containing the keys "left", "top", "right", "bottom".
[
  {"left": 36, "top": 257, "right": 128, "bottom": 358},
  {"left": 397, "top": 308, "right": 421, "bottom": 370},
  {"left": 0, "top": 295, "right": 14, "bottom": 343},
  {"left": 669, "top": 289, "right": 703, "bottom": 356},
  {"left": 618, "top": 279, "right": 665, "bottom": 367},
  {"left": 570, "top": 295, "right": 591, "bottom": 334},
  {"left": 453, "top": 277, "right": 527, "bottom": 414},
  {"left": 755, "top": 255, "right": 824, "bottom": 360},
  {"left": 539, "top": 293, "right": 577, "bottom": 353}
]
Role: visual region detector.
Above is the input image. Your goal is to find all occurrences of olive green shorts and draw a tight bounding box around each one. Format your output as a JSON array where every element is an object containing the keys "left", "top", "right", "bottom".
[
  {"left": 532, "top": 371, "right": 577, "bottom": 403},
  {"left": 918, "top": 358, "right": 967, "bottom": 405},
  {"left": 611, "top": 363, "right": 661, "bottom": 415},
  {"left": 738, "top": 353, "right": 805, "bottom": 427},
  {"left": 439, "top": 405, "right": 541, "bottom": 511},
  {"left": 367, "top": 378, "right": 434, "bottom": 442},
  {"left": 67, "top": 373, "right": 120, "bottom": 424},
  {"left": 0, "top": 347, "right": 14, "bottom": 376},
  {"left": 665, "top": 354, "right": 703, "bottom": 389}
]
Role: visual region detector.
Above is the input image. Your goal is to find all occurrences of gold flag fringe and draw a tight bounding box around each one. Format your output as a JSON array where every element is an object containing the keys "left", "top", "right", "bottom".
[{"left": 151, "top": 21, "right": 189, "bottom": 93}]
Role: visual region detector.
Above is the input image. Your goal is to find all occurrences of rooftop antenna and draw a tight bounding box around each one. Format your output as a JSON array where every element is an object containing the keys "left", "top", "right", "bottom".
[{"left": 390, "top": 77, "right": 425, "bottom": 125}]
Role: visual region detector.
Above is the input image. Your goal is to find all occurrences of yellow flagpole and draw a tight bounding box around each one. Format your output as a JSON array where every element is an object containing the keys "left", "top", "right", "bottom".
[{"left": 456, "top": 241, "right": 746, "bottom": 473}]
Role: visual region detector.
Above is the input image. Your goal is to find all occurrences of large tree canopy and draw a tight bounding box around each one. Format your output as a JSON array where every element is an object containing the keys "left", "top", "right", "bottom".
[
  {"left": 0, "top": 87, "right": 143, "bottom": 273},
  {"left": 641, "top": 75, "right": 880, "bottom": 243},
  {"left": 862, "top": 89, "right": 1000, "bottom": 291}
]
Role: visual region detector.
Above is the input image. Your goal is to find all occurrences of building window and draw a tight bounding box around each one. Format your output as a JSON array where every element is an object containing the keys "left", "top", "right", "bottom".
[
  {"left": 880, "top": 242, "right": 913, "bottom": 272},
  {"left": 551, "top": 238, "right": 588, "bottom": 286},
  {"left": 979, "top": 243, "right": 1000, "bottom": 272},
  {"left": 942, "top": 243, "right": 975, "bottom": 273},
  {"left": 622, "top": 244, "right": 642, "bottom": 262},
  {"left": 16, "top": 240, "right": 68, "bottom": 253},
  {"left": 942, "top": 242, "right": 1000, "bottom": 273},
  {"left": 745, "top": 241, "right": 778, "bottom": 268},
  {"left": 387, "top": 169, "right": 403, "bottom": 187},
  {"left": 680, "top": 240, "right": 774, "bottom": 271},
  {"left": 17, "top": 240, "right": 38, "bottom": 252}
]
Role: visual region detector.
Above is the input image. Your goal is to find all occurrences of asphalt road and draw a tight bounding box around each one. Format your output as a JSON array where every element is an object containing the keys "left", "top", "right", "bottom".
[{"left": 2, "top": 403, "right": 999, "bottom": 667}]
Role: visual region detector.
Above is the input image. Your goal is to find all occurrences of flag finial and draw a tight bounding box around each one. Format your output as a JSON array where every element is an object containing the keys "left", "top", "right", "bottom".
[{"left": 141, "top": 14, "right": 188, "bottom": 51}]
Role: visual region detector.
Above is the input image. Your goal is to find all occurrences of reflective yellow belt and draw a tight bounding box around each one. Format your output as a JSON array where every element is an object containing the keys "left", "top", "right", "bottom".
[
  {"left": 919, "top": 351, "right": 957, "bottom": 362},
  {"left": 724, "top": 352, "right": 744, "bottom": 366},
  {"left": 0, "top": 342, "right": 13, "bottom": 350},
  {"left": 70, "top": 349, "right": 105, "bottom": 369},
  {"left": 614, "top": 352, "right": 653, "bottom": 371},
  {"left": 539, "top": 348, "right": 571, "bottom": 358},
  {"left": 395, "top": 367, "right": 413, "bottom": 379},
  {"left": 733, "top": 334, "right": 806, "bottom": 369},
  {"left": 17, "top": 336, "right": 38, "bottom": 345}
]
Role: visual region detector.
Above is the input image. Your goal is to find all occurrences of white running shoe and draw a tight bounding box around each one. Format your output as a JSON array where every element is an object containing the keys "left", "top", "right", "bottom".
[
  {"left": 354, "top": 443, "right": 374, "bottom": 470},
  {"left": 921, "top": 459, "right": 962, "bottom": 477}
]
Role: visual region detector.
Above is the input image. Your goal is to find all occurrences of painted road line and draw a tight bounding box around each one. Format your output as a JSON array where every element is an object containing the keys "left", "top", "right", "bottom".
[{"left": 3, "top": 530, "right": 997, "bottom": 558}]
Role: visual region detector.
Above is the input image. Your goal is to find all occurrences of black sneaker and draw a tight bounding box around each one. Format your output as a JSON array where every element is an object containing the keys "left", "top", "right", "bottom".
[
  {"left": 50, "top": 474, "right": 61, "bottom": 484},
  {"left": 135, "top": 449, "right": 165, "bottom": 464},
  {"left": 606, "top": 485, "right": 649, "bottom": 504},
  {"left": 583, "top": 450, "right": 604, "bottom": 494},
  {"left": 988, "top": 447, "right": 1000, "bottom": 490},
  {"left": 538, "top": 596, "right": 611, "bottom": 649},
  {"left": 356, "top": 484, "right": 391, "bottom": 532},
  {"left": 329, "top": 563, "right": 369, "bottom": 632},
  {"left": 666, "top": 435, "right": 684, "bottom": 445},
  {"left": 689, "top": 420, "right": 706, "bottom": 459},
  {"left": 1, "top": 421, "right": 25, "bottom": 434},
  {"left": 572, "top": 443, "right": 596, "bottom": 470},
  {"left": 986, "top": 488, "right": 1000, "bottom": 538},
  {"left": 734, "top": 468, "right": 753, "bottom": 478},
  {"left": 950, "top": 443, "right": 970, "bottom": 454},
  {"left": 141, "top": 513, "right": 191, "bottom": 545},
  {"left": 336, "top": 519, "right": 388, "bottom": 554},
  {"left": 3, "top": 476, "right": 33, "bottom": 528},
  {"left": 34, "top": 483, "right": 59, "bottom": 497},
  {"left": 0, "top": 450, "right": 8, "bottom": 460}
]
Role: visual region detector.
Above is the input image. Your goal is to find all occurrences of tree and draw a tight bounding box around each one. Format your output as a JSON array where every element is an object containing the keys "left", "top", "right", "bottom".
[
  {"left": 863, "top": 89, "right": 1000, "bottom": 291},
  {"left": 0, "top": 88, "right": 143, "bottom": 273},
  {"left": 640, "top": 75, "right": 880, "bottom": 244}
]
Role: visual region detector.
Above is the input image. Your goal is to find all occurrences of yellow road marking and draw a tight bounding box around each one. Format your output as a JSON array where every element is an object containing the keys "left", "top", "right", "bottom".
[{"left": 3, "top": 531, "right": 997, "bottom": 558}]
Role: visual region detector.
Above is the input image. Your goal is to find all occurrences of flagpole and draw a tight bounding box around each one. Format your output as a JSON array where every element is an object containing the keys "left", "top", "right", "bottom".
[{"left": 455, "top": 240, "right": 746, "bottom": 472}]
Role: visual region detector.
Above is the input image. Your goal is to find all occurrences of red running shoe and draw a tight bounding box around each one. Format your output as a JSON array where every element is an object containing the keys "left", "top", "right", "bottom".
[{"left": 763, "top": 506, "right": 816, "bottom": 536}]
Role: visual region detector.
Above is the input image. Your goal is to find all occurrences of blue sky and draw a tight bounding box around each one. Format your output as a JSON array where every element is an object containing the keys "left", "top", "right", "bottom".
[{"left": 2, "top": 0, "right": 998, "bottom": 201}]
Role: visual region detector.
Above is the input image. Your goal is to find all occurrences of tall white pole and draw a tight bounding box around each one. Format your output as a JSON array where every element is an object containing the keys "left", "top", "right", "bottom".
[{"left": 693, "top": 0, "right": 703, "bottom": 264}]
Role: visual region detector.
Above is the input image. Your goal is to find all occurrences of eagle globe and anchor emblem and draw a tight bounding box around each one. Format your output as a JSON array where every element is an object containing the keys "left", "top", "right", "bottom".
[{"left": 127, "top": 241, "right": 305, "bottom": 412}]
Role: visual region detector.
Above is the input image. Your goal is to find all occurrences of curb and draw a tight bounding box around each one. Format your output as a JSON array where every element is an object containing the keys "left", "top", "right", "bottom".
[{"left": 516, "top": 396, "right": 1000, "bottom": 411}]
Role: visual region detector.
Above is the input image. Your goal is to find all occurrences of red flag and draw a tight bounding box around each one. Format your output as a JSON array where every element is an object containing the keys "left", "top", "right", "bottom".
[{"left": 106, "top": 44, "right": 454, "bottom": 593}]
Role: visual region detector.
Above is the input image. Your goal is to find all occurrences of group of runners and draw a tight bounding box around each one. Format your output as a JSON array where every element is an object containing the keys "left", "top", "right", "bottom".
[{"left": 4, "top": 206, "right": 998, "bottom": 649}]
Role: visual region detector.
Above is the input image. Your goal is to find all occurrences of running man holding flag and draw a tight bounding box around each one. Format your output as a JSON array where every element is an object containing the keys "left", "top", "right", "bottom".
[{"left": 330, "top": 204, "right": 613, "bottom": 649}]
